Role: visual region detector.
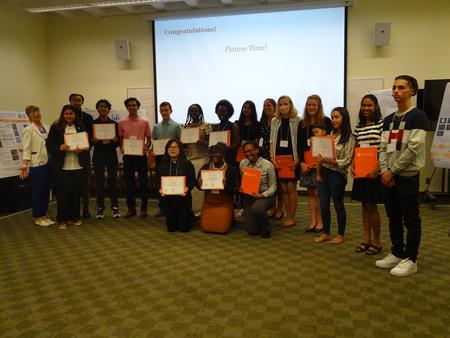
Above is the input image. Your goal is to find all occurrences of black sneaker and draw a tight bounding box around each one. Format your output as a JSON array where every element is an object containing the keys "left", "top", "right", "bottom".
[
  {"left": 96, "top": 207, "right": 105, "bottom": 219},
  {"left": 112, "top": 207, "right": 121, "bottom": 218}
]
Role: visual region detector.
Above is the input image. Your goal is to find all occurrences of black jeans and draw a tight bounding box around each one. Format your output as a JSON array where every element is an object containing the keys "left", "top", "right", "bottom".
[
  {"left": 56, "top": 169, "right": 83, "bottom": 222},
  {"left": 384, "top": 174, "right": 421, "bottom": 262},
  {"left": 123, "top": 155, "right": 148, "bottom": 211},
  {"left": 242, "top": 195, "right": 275, "bottom": 236},
  {"left": 93, "top": 160, "right": 118, "bottom": 209},
  {"left": 164, "top": 208, "right": 192, "bottom": 232}
]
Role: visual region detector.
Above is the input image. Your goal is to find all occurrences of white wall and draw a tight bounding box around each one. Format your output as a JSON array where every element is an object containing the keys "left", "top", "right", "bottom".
[
  {"left": 47, "top": 14, "right": 154, "bottom": 121},
  {"left": 0, "top": 4, "right": 48, "bottom": 114}
]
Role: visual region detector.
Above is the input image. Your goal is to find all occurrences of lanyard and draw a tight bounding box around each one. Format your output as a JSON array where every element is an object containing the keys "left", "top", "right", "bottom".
[
  {"left": 389, "top": 113, "right": 406, "bottom": 131},
  {"left": 169, "top": 161, "right": 179, "bottom": 176}
]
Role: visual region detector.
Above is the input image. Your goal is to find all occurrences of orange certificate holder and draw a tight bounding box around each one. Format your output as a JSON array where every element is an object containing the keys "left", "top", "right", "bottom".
[
  {"left": 161, "top": 176, "right": 186, "bottom": 195},
  {"left": 209, "top": 130, "right": 230, "bottom": 147},
  {"left": 311, "top": 135, "right": 335, "bottom": 159},
  {"left": 303, "top": 149, "right": 316, "bottom": 167},
  {"left": 275, "top": 155, "right": 295, "bottom": 179},
  {"left": 241, "top": 167, "right": 262, "bottom": 195},
  {"left": 235, "top": 146, "right": 246, "bottom": 163},
  {"left": 64, "top": 131, "right": 90, "bottom": 150},
  {"left": 354, "top": 146, "right": 378, "bottom": 178}
]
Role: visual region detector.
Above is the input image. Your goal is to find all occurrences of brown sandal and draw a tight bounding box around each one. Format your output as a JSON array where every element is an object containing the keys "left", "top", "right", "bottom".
[{"left": 58, "top": 223, "right": 67, "bottom": 230}]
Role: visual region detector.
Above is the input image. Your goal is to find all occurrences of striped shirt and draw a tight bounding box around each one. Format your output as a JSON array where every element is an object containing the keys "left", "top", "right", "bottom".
[{"left": 354, "top": 119, "right": 383, "bottom": 149}]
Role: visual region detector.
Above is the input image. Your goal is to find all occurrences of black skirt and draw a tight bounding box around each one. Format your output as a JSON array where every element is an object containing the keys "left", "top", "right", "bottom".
[{"left": 351, "top": 176, "right": 384, "bottom": 204}]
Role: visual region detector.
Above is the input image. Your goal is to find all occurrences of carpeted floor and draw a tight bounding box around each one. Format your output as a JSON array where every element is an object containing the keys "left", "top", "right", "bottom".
[{"left": 1, "top": 198, "right": 449, "bottom": 337}]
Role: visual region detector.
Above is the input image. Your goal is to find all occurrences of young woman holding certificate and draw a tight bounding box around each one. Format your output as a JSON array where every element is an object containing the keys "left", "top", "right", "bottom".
[
  {"left": 269, "top": 95, "right": 301, "bottom": 228},
  {"left": 314, "top": 107, "right": 355, "bottom": 244},
  {"left": 298, "top": 95, "right": 332, "bottom": 233},
  {"left": 20, "top": 105, "right": 54, "bottom": 227},
  {"left": 197, "top": 143, "right": 238, "bottom": 233},
  {"left": 351, "top": 94, "right": 384, "bottom": 255},
  {"left": 182, "top": 104, "right": 210, "bottom": 218},
  {"left": 46, "top": 105, "right": 90, "bottom": 229},
  {"left": 159, "top": 139, "right": 196, "bottom": 232},
  {"left": 260, "top": 98, "right": 284, "bottom": 220},
  {"left": 240, "top": 141, "right": 277, "bottom": 238}
]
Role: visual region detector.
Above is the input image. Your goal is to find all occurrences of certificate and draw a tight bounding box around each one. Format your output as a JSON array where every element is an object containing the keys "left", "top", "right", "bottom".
[
  {"left": 241, "top": 167, "right": 261, "bottom": 195},
  {"left": 275, "top": 155, "right": 295, "bottom": 179},
  {"left": 311, "top": 136, "right": 335, "bottom": 159},
  {"left": 64, "top": 131, "right": 89, "bottom": 150},
  {"left": 93, "top": 123, "right": 116, "bottom": 140},
  {"left": 123, "top": 138, "right": 144, "bottom": 156},
  {"left": 354, "top": 146, "right": 378, "bottom": 178},
  {"left": 180, "top": 127, "right": 200, "bottom": 144},
  {"left": 161, "top": 176, "right": 186, "bottom": 195},
  {"left": 209, "top": 130, "right": 230, "bottom": 147},
  {"left": 201, "top": 170, "right": 224, "bottom": 190},
  {"left": 152, "top": 138, "right": 170, "bottom": 156}
]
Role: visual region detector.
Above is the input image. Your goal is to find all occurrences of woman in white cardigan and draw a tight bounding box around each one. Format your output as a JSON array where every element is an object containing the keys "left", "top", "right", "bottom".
[
  {"left": 269, "top": 96, "right": 301, "bottom": 227},
  {"left": 20, "top": 105, "right": 54, "bottom": 226}
]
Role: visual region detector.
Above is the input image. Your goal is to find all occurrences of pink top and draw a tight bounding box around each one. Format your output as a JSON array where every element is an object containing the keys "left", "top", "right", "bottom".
[{"left": 118, "top": 116, "right": 151, "bottom": 142}]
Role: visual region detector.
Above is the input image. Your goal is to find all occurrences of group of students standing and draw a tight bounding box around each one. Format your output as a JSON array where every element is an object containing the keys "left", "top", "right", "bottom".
[{"left": 21, "top": 74, "right": 428, "bottom": 277}]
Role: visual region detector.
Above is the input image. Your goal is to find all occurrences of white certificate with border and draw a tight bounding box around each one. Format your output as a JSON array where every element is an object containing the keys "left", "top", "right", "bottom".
[
  {"left": 152, "top": 138, "right": 170, "bottom": 156},
  {"left": 93, "top": 124, "right": 116, "bottom": 140},
  {"left": 311, "top": 136, "right": 335, "bottom": 159},
  {"left": 123, "top": 139, "right": 144, "bottom": 156},
  {"left": 161, "top": 176, "right": 186, "bottom": 195},
  {"left": 180, "top": 127, "right": 200, "bottom": 144},
  {"left": 64, "top": 131, "right": 89, "bottom": 150},
  {"left": 201, "top": 170, "right": 224, "bottom": 190},
  {"left": 209, "top": 130, "right": 230, "bottom": 147}
]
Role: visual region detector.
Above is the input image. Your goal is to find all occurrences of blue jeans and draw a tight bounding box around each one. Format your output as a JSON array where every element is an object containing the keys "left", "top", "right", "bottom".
[
  {"left": 318, "top": 167, "right": 347, "bottom": 236},
  {"left": 29, "top": 164, "right": 51, "bottom": 218}
]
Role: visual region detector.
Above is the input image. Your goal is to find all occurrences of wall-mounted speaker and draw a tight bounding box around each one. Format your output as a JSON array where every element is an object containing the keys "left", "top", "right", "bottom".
[
  {"left": 373, "top": 22, "right": 391, "bottom": 47},
  {"left": 115, "top": 39, "right": 131, "bottom": 60}
]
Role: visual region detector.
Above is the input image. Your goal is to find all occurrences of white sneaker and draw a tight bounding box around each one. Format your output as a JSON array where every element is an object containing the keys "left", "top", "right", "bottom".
[
  {"left": 375, "top": 254, "right": 403, "bottom": 269},
  {"left": 35, "top": 219, "right": 50, "bottom": 227},
  {"left": 44, "top": 218, "right": 56, "bottom": 225},
  {"left": 390, "top": 258, "right": 417, "bottom": 277}
]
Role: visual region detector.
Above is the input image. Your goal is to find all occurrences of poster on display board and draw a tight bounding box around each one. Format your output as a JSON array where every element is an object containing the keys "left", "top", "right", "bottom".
[
  {"left": 430, "top": 83, "right": 450, "bottom": 169},
  {"left": 0, "top": 111, "right": 29, "bottom": 179}
]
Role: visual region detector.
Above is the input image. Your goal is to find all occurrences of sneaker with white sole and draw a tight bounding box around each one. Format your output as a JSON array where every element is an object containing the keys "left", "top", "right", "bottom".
[
  {"left": 390, "top": 258, "right": 417, "bottom": 277},
  {"left": 112, "top": 207, "right": 121, "bottom": 218},
  {"left": 96, "top": 206, "right": 105, "bottom": 219},
  {"left": 35, "top": 219, "right": 50, "bottom": 227},
  {"left": 45, "top": 218, "right": 56, "bottom": 226},
  {"left": 375, "top": 254, "right": 403, "bottom": 269}
]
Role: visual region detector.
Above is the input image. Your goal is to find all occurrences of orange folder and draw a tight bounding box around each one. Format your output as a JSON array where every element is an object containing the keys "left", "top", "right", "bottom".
[
  {"left": 275, "top": 155, "right": 295, "bottom": 179},
  {"left": 304, "top": 149, "right": 316, "bottom": 166},
  {"left": 354, "top": 147, "right": 378, "bottom": 178},
  {"left": 241, "top": 167, "right": 262, "bottom": 195},
  {"left": 235, "top": 146, "right": 246, "bottom": 163}
]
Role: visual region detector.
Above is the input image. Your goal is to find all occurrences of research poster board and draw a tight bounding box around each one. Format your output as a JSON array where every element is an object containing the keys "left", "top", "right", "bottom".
[
  {"left": 430, "top": 83, "right": 450, "bottom": 168},
  {"left": 0, "top": 111, "right": 29, "bottom": 179}
]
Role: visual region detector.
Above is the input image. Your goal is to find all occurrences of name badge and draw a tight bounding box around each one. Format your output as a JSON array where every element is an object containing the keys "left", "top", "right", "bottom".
[
  {"left": 307, "top": 138, "right": 311, "bottom": 147},
  {"left": 280, "top": 140, "right": 289, "bottom": 148},
  {"left": 387, "top": 140, "right": 397, "bottom": 153},
  {"left": 258, "top": 138, "right": 264, "bottom": 147}
]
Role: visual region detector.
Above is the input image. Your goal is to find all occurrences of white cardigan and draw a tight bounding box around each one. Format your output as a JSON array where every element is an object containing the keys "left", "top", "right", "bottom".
[
  {"left": 22, "top": 123, "right": 49, "bottom": 167},
  {"left": 269, "top": 116, "right": 301, "bottom": 162}
]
